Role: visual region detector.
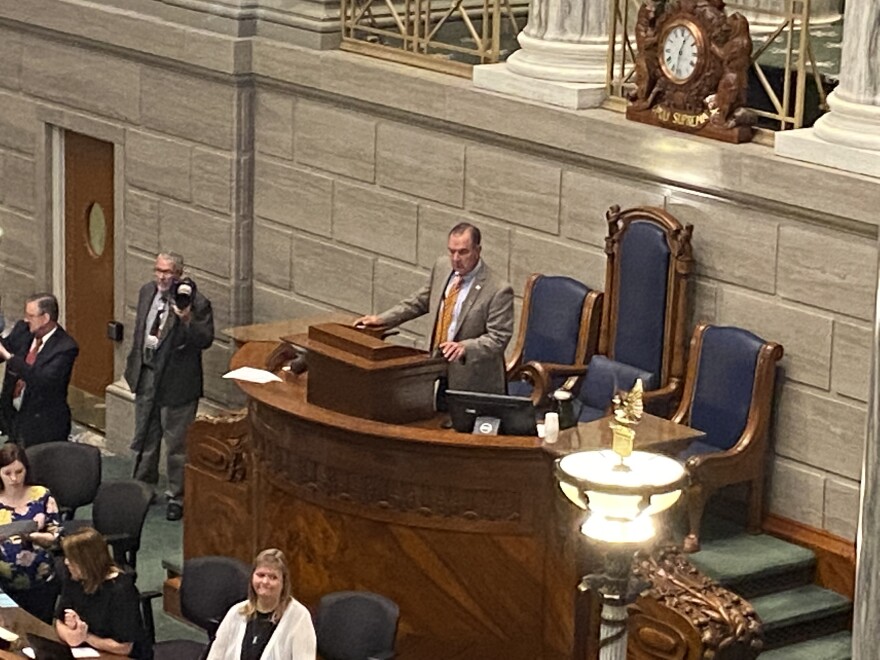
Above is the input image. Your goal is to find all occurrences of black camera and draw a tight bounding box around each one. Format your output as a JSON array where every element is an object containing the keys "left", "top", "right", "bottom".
[{"left": 170, "top": 277, "right": 197, "bottom": 310}]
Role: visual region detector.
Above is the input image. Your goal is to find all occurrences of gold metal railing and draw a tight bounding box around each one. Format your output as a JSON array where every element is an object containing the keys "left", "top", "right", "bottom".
[
  {"left": 339, "top": 0, "right": 523, "bottom": 76},
  {"left": 605, "top": 0, "right": 836, "bottom": 130}
]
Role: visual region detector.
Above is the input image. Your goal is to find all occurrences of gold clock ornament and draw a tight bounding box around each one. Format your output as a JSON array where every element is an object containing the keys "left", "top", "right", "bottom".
[{"left": 627, "top": 0, "right": 755, "bottom": 143}]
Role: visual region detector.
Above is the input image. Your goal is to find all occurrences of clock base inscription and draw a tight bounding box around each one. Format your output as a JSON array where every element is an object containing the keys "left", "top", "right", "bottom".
[{"left": 627, "top": 104, "right": 754, "bottom": 144}]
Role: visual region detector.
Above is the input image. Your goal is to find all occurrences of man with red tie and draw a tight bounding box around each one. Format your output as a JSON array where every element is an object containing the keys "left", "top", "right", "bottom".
[
  {"left": 0, "top": 294, "right": 79, "bottom": 447},
  {"left": 356, "top": 223, "right": 514, "bottom": 394}
]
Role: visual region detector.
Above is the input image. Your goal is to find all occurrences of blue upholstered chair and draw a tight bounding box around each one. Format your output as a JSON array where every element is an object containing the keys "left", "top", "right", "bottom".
[
  {"left": 506, "top": 274, "right": 602, "bottom": 404},
  {"left": 572, "top": 205, "right": 693, "bottom": 422},
  {"left": 315, "top": 590, "right": 400, "bottom": 660},
  {"left": 671, "top": 323, "right": 784, "bottom": 553}
]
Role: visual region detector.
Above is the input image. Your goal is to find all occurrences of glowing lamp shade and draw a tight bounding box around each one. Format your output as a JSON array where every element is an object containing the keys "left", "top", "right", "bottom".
[{"left": 556, "top": 450, "right": 687, "bottom": 544}]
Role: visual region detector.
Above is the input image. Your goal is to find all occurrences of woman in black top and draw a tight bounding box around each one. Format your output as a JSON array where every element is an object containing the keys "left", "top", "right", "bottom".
[{"left": 54, "top": 527, "right": 149, "bottom": 659}]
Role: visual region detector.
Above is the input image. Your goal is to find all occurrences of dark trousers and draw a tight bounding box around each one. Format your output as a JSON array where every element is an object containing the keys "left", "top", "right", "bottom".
[{"left": 131, "top": 366, "right": 198, "bottom": 504}]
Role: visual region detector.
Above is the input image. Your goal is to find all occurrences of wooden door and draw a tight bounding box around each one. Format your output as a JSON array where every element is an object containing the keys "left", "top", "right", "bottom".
[{"left": 64, "top": 131, "right": 114, "bottom": 399}]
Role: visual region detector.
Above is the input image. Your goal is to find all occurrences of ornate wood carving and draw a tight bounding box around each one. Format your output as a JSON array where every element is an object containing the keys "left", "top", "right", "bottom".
[
  {"left": 627, "top": 0, "right": 755, "bottom": 143},
  {"left": 249, "top": 400, "right": 538, "bottom": 534},
  {"left": 629, "top": 545, "right": 763, "bottom": 660},
  {"left": 183, "top": 410, "right": 253, "bottom": 563},
  {"left": 186, "top": 410, "right": 249, "bottom": 483}
]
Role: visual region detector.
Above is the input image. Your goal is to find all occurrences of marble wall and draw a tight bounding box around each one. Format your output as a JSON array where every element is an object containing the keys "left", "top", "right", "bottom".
[{"left": 0, "top": 0, "right": 876, "bottom": 539}]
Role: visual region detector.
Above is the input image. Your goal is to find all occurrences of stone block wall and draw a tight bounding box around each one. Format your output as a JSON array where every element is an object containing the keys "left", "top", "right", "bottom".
[
  {"left": 0, "top": 20, "right": 252, "bottom": 412},
  {"left": 0, "top": 0, "right": 877, "bottom": 538}
]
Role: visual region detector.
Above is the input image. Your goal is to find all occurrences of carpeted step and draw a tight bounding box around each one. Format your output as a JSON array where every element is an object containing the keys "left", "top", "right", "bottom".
[
  {"left": 750, "top": 584, "right": 852, "bottom": 650},
  {"left": 687, "top": 533, "right": 816, "bottom": 598},
  {"left": 759, "top": 631, "right": 852, "bottom": 659}
]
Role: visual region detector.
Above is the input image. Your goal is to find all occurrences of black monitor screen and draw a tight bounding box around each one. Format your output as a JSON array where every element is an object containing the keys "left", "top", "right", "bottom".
[{"left": 446, "top": 390, "right": 538, "bottom": 436}]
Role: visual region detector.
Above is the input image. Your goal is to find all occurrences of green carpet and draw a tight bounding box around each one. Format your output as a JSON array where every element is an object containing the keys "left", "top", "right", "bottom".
[{"left": 759, "top": 631, "right": 852, "bottom": 660}]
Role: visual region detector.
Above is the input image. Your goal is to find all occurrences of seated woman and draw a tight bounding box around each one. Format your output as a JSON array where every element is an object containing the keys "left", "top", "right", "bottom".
[
  {"left": 0, "top": 442, "right": 60, "bottom": 622},
  {"left": 208, "top": 548, "right": 316, "bottom": 660},
  {"left": 55, "top": 527, "right": 150, "bottom": 659}
]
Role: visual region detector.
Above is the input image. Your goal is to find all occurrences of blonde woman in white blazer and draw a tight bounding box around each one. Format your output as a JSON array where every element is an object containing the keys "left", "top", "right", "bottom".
[{"left": 207, "top": 549, "right": 316, "bottom": 660}]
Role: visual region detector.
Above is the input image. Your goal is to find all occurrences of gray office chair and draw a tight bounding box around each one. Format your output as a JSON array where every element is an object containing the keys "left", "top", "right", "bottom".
[{"left": 315, "top": 590, "right": 400, "bottom": 660}]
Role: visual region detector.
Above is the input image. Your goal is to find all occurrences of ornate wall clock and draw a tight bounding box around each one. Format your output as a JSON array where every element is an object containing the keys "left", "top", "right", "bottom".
[{"left": 627, "top": 0, "right": 755, "bottom": 143}]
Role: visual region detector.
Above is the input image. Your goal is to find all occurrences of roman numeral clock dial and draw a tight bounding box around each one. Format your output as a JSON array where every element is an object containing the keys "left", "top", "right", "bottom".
[{"left": 661, "top": 22, "right": 699, "bottom": 83}]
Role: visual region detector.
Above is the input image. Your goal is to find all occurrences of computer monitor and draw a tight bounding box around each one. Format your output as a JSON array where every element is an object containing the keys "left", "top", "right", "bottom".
[{"left": 446, "top": 390, "right": 538, "bottom": 436}]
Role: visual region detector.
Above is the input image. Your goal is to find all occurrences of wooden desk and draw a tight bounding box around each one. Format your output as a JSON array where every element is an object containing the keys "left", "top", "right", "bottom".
[
  {"left": 185, "top": 341, "right": 584, "bottom": 659},
  {"left": 222, "top": 314, "right": 356, "bottom": 346},
  {"left": 545, "top": 413, "right": 706, "bottom": 457},
  {"left": 0, "top": 603, "right": 117, "bottom": 659}
]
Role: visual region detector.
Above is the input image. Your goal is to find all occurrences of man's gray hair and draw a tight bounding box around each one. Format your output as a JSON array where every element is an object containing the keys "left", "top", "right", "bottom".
[
  {"left": 157, "top": 252, "right": 185, "bottom": 276},
  {"left": 26, "top": 293, "right": 59, "bottom": 322}
]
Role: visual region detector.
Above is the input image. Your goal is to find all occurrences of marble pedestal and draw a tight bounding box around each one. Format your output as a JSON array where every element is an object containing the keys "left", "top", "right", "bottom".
[
  {"left": 775, "top": 93, "right": 880, "bottom": 179},
  {"left": 473, "top": 63, "right": 606, "bottom": 109},
  {"left": 775, "top": 129, "right": 880, "bottom": 179}
]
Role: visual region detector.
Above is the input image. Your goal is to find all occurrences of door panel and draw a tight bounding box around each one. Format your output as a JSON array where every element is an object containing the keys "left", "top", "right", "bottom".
[{"left": 64, "top": 131, "right": 114, "bottom": 398}]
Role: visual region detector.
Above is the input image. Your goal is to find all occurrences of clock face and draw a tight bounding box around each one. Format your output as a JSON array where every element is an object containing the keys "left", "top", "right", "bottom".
[{"left": 661, "top": 23, "right": 700, "bottom": 83}]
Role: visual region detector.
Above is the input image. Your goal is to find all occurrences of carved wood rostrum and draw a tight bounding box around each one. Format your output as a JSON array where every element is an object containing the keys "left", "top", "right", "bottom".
[{"left": 629, "top": 545, "right": 763, "bottom": 660}]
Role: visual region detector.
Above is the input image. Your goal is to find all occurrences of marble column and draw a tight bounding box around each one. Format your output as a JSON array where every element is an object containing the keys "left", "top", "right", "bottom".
[
  {"left": 472, "top": 0, "right": 609, "bottom": 108},
  {"left": 734, "top": 0, "right": 842, "bottom": 35},
  {"left": 775, "top": 0, "right": 880, "bottom": 177},
  {"left": 852, "top": 248, "right": 880, "bottom": 660}
]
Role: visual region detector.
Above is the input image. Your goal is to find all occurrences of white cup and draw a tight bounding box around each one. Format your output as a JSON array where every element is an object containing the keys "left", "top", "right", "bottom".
[{"left": 544, "top": 412, "right": 560, "bottom": 444}]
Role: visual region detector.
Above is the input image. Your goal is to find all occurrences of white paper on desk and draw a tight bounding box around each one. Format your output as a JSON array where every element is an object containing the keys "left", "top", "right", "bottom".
[
  {"left": 0, "top": 592, "right": 18, "bottom": 608},
  {"left": 22, "top": 647, "right": 99, "bottom": 659},
  {"left": 222, "top": 367, "right": 282, "bottom": 384}
]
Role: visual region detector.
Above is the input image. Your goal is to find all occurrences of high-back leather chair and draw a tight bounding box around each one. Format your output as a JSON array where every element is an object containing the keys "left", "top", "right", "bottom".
[
  {"left": 671, "top": 323, "right": 784, "bottom": 552},
  {"left": 151, "top": 555, "right": 252, "bottom": 660},
  {"left": 26, "top": 441, "right": 102, "bottom": 521},
  {"left": 574, "top": 205, "right": 693, "bottom": 421},
  {"left": 92, "top": 479, "right": 154, "bottom": 572},
  {"left": 506, "top": 274, "right": 602, "bottom": 404},
  {"left": 315, "top": 590, "right": 400, "bottom": 660}
]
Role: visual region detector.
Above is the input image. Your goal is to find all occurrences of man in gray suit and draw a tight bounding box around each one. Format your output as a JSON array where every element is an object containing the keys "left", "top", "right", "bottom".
[
  {"left": 125, "top": 252, "right": 213, "bottom": 521},
  {"left": 356, "top": 223, "right": 514, "bottom": 393}
]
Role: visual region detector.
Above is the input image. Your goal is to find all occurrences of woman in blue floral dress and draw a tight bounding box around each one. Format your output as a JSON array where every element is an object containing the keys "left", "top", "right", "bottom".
[{"left": 0, "top": 442, "right": 60, "bottom": 621}]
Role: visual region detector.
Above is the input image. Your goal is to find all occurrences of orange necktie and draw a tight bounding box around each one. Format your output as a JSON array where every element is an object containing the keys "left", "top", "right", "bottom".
[
  {"left": 13, "top": 336, "right": 42, "bottom": 399},
  {"left": 434, "top": 275, "right": 462, "bottom": 348}
]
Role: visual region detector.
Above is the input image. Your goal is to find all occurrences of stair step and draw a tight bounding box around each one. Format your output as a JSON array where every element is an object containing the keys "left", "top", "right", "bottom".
[
  {"left": 759, "top": 631, "right": 852, "bottom": 660},
  {"left": 751, "top": 585, "right": 852, "bottom": 650},
  {"left": 688, "top": 533, "right": 815, "bottom": 598}
]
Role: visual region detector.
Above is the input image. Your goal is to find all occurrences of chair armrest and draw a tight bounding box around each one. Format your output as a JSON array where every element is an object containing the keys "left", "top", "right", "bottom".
[
  {"left": 206, "top": 617, "right": 223, "bottom": 641},
  {"left": 512, "top": 361, "right": 588, "bottom": 406},
  {"left": 685, "top": 427, "right": 765, "bottom": 487},
  {"left": 139, "top": 589, "right": 162, "bottom": 646},
  {"left": 642, "top": 379, "right": 682, "bottom": 418},
  {"left": 102, "top": 533, "right": 132, "bottom": 544}
]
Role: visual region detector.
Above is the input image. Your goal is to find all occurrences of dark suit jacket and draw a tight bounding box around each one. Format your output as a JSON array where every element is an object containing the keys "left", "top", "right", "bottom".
[
  {"left": 0, "top": 320, "right": 79, "bottom": 447},
  {"left": 124, "top": 281, "right": 214, "bottom": 406},
  {"left": 377, "top": 257, "right": 514, "bottom": 393}
]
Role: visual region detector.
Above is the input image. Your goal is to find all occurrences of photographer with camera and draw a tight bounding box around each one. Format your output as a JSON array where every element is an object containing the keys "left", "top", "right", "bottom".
[{"left": 125, "top": 252, "right": 214, "bottom": 521}]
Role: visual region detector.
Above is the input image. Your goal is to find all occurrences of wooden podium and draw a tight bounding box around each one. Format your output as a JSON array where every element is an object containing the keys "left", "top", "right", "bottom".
[{"left": 287, "top": 322, "right": 446, "bottom": 424}]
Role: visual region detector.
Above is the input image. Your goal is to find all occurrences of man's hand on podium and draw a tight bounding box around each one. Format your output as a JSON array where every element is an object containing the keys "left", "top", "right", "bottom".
[
  {"left": 354, "top": 315, "right": 382, "bottom": 328},
  {"left": 439, "top": 340, "right": 466, "bottom": 362}
]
